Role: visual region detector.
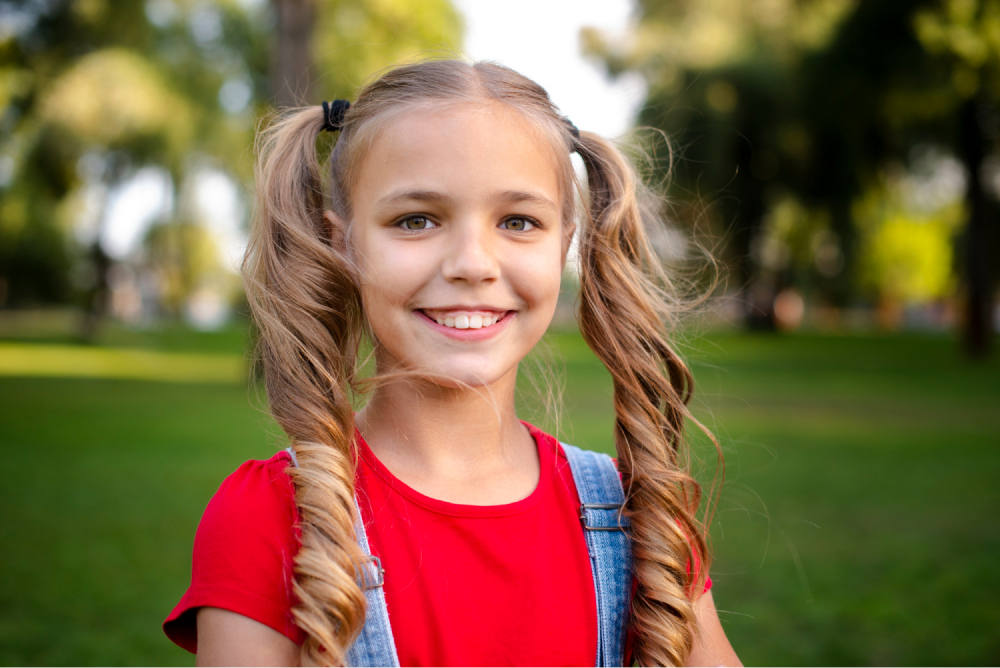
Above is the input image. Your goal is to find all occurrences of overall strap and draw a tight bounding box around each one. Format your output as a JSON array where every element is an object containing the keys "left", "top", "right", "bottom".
[
  {"left": 344, "top": 505, "right": 400, "bottom": 667},
  {"left": 284, "top": 449, "right": 400, "bottom": 667},
  {"left": 562, "top": 443, "right": 633, "bottom": 668}
]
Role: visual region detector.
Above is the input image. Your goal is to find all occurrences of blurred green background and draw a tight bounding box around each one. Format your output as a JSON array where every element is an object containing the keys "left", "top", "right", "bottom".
[{"left": 2, "top": 0, "right": 999, "bottom": 665}]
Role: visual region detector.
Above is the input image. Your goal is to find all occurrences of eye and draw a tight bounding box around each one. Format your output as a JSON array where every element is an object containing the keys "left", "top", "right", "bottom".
[
  {"left": 397, "top": 215, "right": 436, "bottom": 231},
  {"left": 499, "top": 216, "right": 536, "bottom": 232}
]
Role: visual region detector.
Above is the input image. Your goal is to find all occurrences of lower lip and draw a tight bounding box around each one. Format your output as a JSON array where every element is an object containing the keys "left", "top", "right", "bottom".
[{"left": 415, "top": 311, "right": 515, "bottom": 341}]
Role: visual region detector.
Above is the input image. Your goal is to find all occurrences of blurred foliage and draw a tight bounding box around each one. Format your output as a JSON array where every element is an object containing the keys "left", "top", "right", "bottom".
[
  {"left": 855, "top": 180, "right": 963, "bottom": 304},
  {"left": 586, "top": 0, "right": 999, "bottom": 350},
  {"left": 39, "top": 49, "right": 196, "bottom": 160},
  {"left": 753, "top": 195, "right": 835, "bottom": 284},
  {"left": 312, "top": 0, "right": 463, "bottom": 97},
  {"left": 144, "top": 219, "right": 227, "bottom": 316},
  {"left": 0, "top": 0, "right": 461, "bottom": 318},
  {"left": 862, "top": 214, "right": 955, "bottom": 302},
  {"left": 0, "top": 0, "right": 269, "bottom": 312},
  {"left": 913, "top": 0, "right": 1000, "bottom": 98}
]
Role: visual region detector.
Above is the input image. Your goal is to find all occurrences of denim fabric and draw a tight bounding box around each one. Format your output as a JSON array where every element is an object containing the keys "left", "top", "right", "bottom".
[
  {"left": 284, "top": 449, "right": 399, "bottom": 667},
  {"left": 562, "top": 443, "right": 633, "bottom": 668},
  {"left": 345, "top": 499, "right": 401, "bottom": 667}
]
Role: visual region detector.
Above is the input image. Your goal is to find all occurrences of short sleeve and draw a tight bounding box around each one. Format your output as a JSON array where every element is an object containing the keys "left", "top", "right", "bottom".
[{"left": 163, "top": 452, "right": 305, "bottom": 653}]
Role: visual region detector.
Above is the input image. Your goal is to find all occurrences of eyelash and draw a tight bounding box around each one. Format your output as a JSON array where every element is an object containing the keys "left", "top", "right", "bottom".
[
  {"left": 393, "top": 215, "right": 540, "bottom": 232},
  {"left": 499, "top": 216, "right": 538, "bottom": 232},
  {"left": 395, "top": 215, "right": 437, "bottom": 231}
]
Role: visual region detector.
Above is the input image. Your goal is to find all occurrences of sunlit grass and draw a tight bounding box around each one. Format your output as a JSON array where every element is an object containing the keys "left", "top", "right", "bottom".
[{"left": 0, "top": 342, "right": 246, "bottom": 384}]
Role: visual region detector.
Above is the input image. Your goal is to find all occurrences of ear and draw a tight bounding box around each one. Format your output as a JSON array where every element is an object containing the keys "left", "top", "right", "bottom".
[{"left": 324, "top": 209, "right": 348, "bottom": 250}]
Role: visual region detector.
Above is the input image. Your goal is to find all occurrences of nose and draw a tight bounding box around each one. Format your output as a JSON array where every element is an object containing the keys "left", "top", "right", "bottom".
[{"left": 441, "top": 219, "right": 500, "bottom": 285}]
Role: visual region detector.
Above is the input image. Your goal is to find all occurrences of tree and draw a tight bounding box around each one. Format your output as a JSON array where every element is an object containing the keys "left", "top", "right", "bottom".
[
  {"left": 911, "top": 0, "right": 1000, "bottom": 354},
  {"left": 0, "top": 0, "right": 268, "bottom": 328},
  {"left": 794, "top": 0, "right": 998, "bottom": 354},
  {"left": 584, "top": 0, "right": 861, "bottom": 325},
  {"left": 588, "top": 0, "right": 998, "bottom": 353},
  {"left": 272, "top": 0, "right": 316, "bottom": 107},
  {"left": 270, "top": 0, "right": 463, "bottom": 105}
]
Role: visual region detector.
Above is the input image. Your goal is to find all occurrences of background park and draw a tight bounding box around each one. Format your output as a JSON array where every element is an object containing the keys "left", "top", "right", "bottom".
[{"left": 1, "top": 0, "right": 998, "bottom": 665}]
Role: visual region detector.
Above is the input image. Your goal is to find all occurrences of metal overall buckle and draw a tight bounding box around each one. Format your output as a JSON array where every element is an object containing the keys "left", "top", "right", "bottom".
[
  {"left": 359, "top": 555, "right": 385, "bottom": 589},
  {"left": 579, "top": 503, "right": 626, "bottom": 531}
]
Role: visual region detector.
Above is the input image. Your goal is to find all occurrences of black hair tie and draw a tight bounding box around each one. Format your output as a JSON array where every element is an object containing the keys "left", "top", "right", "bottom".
[
  {"left": 322, "top": 99, "right": 350, "bottom": 132},
  {"left": 563, "top": 117, "right": 580, "bottom": 140}
]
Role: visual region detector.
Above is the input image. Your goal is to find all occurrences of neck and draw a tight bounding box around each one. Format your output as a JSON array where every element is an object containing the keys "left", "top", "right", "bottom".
[{"left": 355, "top": 367, "right": 539, "bottom": 504}]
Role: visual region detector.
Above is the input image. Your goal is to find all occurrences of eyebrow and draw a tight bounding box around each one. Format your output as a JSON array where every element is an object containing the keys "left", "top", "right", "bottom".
[
  {"left": 489, "top": 190, "right": 559, "bottom": 212},
  {"left": 376, "top": 190, "right": 452, "bottom": 207},
  {"left": 375, "top": 189, "right": 558, "bottom": 212}
]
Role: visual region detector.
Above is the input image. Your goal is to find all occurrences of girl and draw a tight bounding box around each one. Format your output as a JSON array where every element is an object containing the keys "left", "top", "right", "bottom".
[{"left": 164, "top": 60, "right": 740, "bottom": 667}]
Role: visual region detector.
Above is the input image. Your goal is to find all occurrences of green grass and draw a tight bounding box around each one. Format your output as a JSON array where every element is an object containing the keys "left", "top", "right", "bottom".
[
  {"left": 0, "top": 342, "right": 245, "bottom": 383},
  {"left": 682, "top": 334, "right": 1000, "bottom": 666},
  {"left": 0, "top": 327, "right": 997, "bottom": 665}
]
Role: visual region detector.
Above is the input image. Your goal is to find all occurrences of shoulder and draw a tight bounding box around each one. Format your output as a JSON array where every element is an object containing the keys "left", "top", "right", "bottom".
[
  {"left": 204, "top": 451, "right": 297, "bottom": 525},
  {"left": 194, "top": 452, "right": 298, "bottom": 570},
  {"left": 165, "top": 451, "right": 303, "bottom": 652},
  {"left": 552, "top": 439, "right": 622, "bottom": 498},
  {"left": 215, "top": 450, "right": 296, "bottom": 503}
]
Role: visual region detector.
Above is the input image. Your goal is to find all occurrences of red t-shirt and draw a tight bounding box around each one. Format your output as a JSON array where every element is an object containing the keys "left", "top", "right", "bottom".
[{"left": 164, "top": 424, "right": 709, "bottom": 665}]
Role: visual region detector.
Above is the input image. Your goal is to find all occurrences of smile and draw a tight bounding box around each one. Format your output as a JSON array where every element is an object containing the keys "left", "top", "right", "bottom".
[
  {"left": 433, "top": 313, "right": 502, "bottom": 330},
  {"left": 417, "top": 309, "right": 512, "bottom": 335}
]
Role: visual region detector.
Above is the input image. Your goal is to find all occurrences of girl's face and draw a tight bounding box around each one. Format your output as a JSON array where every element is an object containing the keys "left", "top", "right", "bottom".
[{"left": 345, "top": 102, "right": 570, "bottom": 389}]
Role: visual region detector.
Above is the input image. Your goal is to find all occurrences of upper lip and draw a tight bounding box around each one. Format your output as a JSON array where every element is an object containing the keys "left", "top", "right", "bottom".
[{"left": 418, "top": 306, "right": 511, "bottom": 313}]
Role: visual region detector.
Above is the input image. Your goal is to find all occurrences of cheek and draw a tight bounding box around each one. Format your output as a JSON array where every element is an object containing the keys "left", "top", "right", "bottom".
[
  {"left": 511, "top": 244, "right": 565, "bottom": 311},
  {"left": 353, "top": 237, "right": 432, "bottom": 307}
]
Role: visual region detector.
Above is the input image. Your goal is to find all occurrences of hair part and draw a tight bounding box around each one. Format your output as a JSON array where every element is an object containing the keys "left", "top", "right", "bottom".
[{"left": 245, "top": 59, "right": 713, "bottom": 666}]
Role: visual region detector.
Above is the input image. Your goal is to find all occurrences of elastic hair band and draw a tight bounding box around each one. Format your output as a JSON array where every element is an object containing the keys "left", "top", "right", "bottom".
[
  {"left": 562, "top": 116, "right": 580, "bottom": 154},
  {"left": 563, "top": 117, "right": 580, "bottom": 139},
  {"left": 322, "top": 99, "right": 350, "bottom": 132}
]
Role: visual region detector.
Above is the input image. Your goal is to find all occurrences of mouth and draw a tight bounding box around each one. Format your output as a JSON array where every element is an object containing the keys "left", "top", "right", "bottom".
[{"left": 417, "top": 309, "right": 512, "bottom": 330}]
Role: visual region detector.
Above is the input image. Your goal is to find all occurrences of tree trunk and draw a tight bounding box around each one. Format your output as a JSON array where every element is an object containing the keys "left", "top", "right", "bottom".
[
  {"left": 271, "top": 0, "right": 316, "bottom": 108},
  {"left": 734, "top": 129, "right": 774, "bottom": 330},
  {"left": 77, "top": 152, "right": 127, "bottom": 343},
  {"left": 959, "top": 94, "right": 994, "bottom": 358}
]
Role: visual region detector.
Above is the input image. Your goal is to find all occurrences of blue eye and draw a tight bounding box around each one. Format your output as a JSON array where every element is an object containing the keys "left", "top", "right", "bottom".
[
  {"left": 500, "top": 217, "right": 535, "bottom": 231},
  {"left": 398, "top": 216, "right": 436, "bottom": 231}
]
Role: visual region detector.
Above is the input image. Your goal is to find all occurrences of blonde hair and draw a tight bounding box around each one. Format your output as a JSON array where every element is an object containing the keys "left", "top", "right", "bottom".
[{"left": 244, "top": 60, "right": 711, "bottom": 667}]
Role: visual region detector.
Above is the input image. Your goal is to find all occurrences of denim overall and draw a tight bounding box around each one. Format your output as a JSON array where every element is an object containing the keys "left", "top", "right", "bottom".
[{"left": 290, "top": 444, "right": 633, "bottom": 667}]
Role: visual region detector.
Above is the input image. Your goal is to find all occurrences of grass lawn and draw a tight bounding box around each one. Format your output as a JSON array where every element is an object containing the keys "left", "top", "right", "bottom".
[{"left": 0, "top": 325, "right": 997, "bottom": 665}]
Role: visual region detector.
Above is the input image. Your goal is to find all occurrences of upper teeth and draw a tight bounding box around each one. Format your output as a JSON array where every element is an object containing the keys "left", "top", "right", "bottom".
[{"left": 436, "top": 314, "right": 501, "bottom": 329}]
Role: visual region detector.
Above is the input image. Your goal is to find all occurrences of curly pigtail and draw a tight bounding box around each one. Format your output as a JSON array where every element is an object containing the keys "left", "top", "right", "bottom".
[
  {"left": 243, "top": 106, "right": 368, "bottom": 666},
  {"left": 575, "top": 132, "right": 710, "bottom": 667}
]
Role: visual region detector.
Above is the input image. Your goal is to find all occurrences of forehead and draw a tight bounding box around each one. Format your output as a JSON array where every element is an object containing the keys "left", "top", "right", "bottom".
[{"left": 350, "top": 102, "right": 564, "bottom": 212}]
